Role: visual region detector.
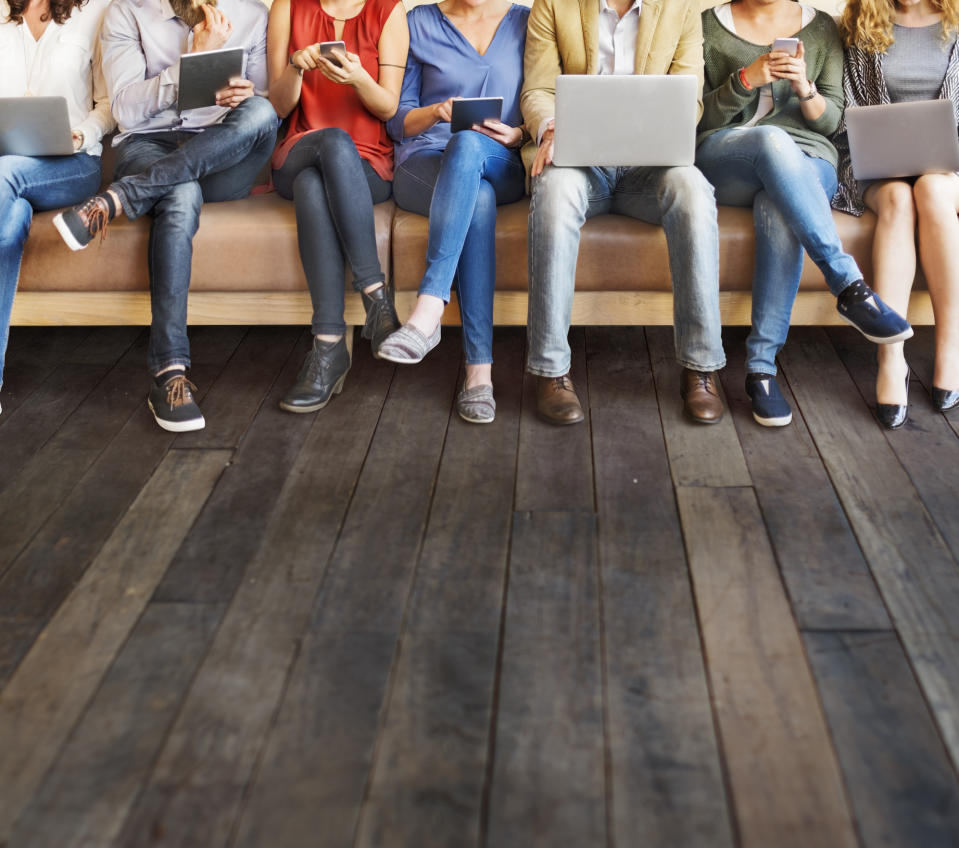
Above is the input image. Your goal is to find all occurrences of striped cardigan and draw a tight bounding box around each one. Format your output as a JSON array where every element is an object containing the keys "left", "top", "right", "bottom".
[{"left": 832, "top": 36, "right": 959, "bottom": 215}]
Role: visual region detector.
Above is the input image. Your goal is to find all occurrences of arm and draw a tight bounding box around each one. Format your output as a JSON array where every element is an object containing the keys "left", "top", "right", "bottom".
[
  {"left": 74, "top": 38, "right": 116, "bottom": 151},
  {"left": 521, "top": 0, "right": 560, "bottom": 143},
  {"left": 802, "top": 18, "right": 844, "bottom": 134},
  {"left": 266, "top": 0, "right": 303, "bottom": 118},
  {"left": 668, "top": 1, "right": 706, "bottom": 121}
]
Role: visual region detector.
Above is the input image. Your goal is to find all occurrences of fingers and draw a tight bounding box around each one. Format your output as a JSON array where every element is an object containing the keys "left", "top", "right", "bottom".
[
  {"left": 215, "top": 78, "right": 254, "bottom": 108},
  {"left": 530, "top": 130, "right": 554, "bottom": 178}
]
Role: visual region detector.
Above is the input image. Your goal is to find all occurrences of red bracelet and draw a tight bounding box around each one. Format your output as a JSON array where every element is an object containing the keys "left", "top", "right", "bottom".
[{"left": 738, "top": 67, "right": 753, "bottom": 90}]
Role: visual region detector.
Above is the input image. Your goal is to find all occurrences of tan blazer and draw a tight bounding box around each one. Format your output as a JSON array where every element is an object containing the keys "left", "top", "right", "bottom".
[{"left": 520, "top": 0, "right": 705, "bottom": 171}]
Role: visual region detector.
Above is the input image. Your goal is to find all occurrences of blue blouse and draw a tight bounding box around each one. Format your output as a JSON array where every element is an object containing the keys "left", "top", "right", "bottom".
[{"left": 387, "top": 2, "right": 529, "bottom": 167}]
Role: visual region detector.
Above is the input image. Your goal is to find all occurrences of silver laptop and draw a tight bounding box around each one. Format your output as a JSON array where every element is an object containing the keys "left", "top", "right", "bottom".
[
  {"left": 0, "top": 96, "right": 74, "bottom": 156},
  {"left": 846, "top": 99, "right": 959, "bottom": 181},
  {"left": 552, "top": 74, "right": 697, "bottom": 167}
]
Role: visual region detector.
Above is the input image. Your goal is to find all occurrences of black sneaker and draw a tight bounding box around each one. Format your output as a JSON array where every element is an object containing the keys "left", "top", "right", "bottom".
[
  {"left": 53, "top": 195, "right": 113, "bottom": 251},
  {"left": 745, "top": 373, "right": 792, "bottom": 427},
  {"left": 360, "top": 284, "right": 400, "bottom": 357},
  {"left": 837, "top": 280, "right": 913, "bottom": 344},
  {"left": 148, "top": 374, "right": 205, "bottom": 432}
]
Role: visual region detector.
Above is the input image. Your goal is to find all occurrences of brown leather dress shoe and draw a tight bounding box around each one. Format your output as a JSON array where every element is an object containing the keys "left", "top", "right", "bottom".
[
  {"left": 681, "top": 368, "right": 724, "bottom": 424},
  {"left": 536, "top": 374, "right": 585, "bottom": 425}
]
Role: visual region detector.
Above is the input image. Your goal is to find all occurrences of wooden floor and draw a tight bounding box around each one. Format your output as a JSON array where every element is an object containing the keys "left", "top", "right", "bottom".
[{"left": 1, "top": 323, "right": 959, "bottom": 848}]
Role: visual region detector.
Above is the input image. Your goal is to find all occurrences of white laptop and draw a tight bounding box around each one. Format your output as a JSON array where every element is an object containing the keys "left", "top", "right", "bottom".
[
  {"left": 552, "top": 74, "right": 698, "bottom": 168},
  {"left": 0, "top": 96, "right": 74, "bottom": 156},
  {"left": 845, "top": 99, "right": 959, "bottom": 181}
]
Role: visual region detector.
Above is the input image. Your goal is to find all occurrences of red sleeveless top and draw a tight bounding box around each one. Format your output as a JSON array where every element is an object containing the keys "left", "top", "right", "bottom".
[{"left": 273, "top": 0, "right": 398, "bottom": 180}]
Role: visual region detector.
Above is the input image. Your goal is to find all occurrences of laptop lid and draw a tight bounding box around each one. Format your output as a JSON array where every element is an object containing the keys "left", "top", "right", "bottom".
[
  {"left": 846, "top": 99, "right": 959, "bottom": 181},
  {"left": 0, "top": 96, "right": 74, "bottom": 156},
  {"left": 552, "top": 74, "right": 698, "bottom": 168}
]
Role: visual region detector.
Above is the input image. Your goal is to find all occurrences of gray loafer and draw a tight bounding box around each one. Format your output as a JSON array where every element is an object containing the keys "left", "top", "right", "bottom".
[
  {"left": 456, "top": 383, "right": 495, "bottom": 424},
  {"left": 377, "top": 323, "right": 441, "bottom": 364}
]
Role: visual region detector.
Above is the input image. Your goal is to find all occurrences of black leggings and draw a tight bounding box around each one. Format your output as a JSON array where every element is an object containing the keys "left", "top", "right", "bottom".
[{"left": 273, "top": 128, "right": 391, "bottom": 335}]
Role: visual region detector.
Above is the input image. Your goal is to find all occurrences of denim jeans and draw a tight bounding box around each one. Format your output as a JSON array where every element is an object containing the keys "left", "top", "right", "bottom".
[
  {"left": 273, "top": 128, "right": 391, "bottom": 337},
  {"left": 0, "top": 153, "right": 101, "bottom": 389},
  {"left": 697, "top": 126, "right": 862, "bottom": 376},
  {"left": 113, "top": 97, "right": 277, "bottom": 373},
  {"left": 394, "top": 131, "right": 525, "bottom": 364},
  {"left": 527, "top": 163, "right": 725, "bottom": 377}
]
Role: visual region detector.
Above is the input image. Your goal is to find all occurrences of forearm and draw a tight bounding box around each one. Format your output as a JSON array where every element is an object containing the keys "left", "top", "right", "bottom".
[
  {"left": 269, "top": 60, "right": 304, "bottom": 118},
  {"left": 352, "top": 73, "right": 399, "bottom": 121},
  {"left": 402, "top": 103, "right": 439, "bottom": 138}
]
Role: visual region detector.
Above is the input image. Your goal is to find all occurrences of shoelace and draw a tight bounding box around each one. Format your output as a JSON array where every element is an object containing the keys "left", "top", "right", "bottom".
[
  {"left": 164, "top": 375, "right": 197, "bottom": 408},
  {"left": 691, "top": 371, "right": 718, "bottom": 395},
  {"left": 552, "top": 375, "right": 575, "bottom": 391},
  {"left": 78, "top": 197, "right": 110, "bottom": 244}
]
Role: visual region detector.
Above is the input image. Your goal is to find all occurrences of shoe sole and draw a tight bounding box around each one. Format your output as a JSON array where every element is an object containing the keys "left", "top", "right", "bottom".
[
  {"left": 278, "top": 372, "right": 347, "bottom": 414},
  {"left": 52, "top": 212, "right": 89, "bottom": 252},
  {"left": 535, "top": 410, "right": 585, "bottom": 426},
  {"left": 457, "top": 410, "right": 495, "bottom": 424},
  {"left": 838, "top": 314, "right": 914, "bottom": 345},
  {"left": 377, "top": 348, "right": 427, "bottom": 365},
  {"left": 148, "top": 400, "right": 205, "bottom": 432},
  {"left": 753, "top": 411, "right": 792, "bottom": 427}
]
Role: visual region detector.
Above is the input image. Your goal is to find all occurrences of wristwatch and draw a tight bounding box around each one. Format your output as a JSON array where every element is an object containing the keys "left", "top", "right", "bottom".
[{"left": 798, "top": 80, "right": 817, "bottom": 102}]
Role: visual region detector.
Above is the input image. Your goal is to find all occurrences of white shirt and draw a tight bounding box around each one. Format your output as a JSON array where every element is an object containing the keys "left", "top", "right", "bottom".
[
  {"left": 539, "top": 0, "right": 642, "bottom": 143},
  {"left": 99, "top": 0, "right": 269, "bottom": 143},
  {"left": 0, "top": 0, "right": 115, "bottom": 155}
]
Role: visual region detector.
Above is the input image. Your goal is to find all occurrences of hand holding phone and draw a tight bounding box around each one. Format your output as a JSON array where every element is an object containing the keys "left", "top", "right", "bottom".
[
  {"left": 319, "top": 40, "right": 346, "bottom": 68},
  {"left": 771, "top": 37, "right": 800, "bottom": 57}
]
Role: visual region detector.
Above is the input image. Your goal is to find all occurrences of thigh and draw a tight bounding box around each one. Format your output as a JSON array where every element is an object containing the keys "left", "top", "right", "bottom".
[
  {"left": 531, "top": 164, "right": 614, "bottom": 220},
  {"left": 807, "top": 155, "right": 838, "bottom": 199},
  {"left": 200, "top": 144, "right": 267, "bottom": 204},
  {"left": 612, "top": 164, "right": 714, "bottom": 224},
  {"left": 361, "top": 158, "right": 392, "bottom": 204},
  {"left": 695, "top": 128, "right": 766, "bottom": 206},
  {"left": 393, "top": 150, "right": 445, "bottom": 216},
  {"left": 480, "top": 149, "right": 525, "bottom": 205},
  {"left": 115, "top": 133, "right": 178, "bottom": 180},
  {"left": 1, "top": 153, "right": 101, "bottom": 211}
]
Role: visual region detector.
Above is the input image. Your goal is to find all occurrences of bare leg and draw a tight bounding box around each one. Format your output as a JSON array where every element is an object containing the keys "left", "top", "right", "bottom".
[
  {"left": 864, "top": 181, "right": 916, "bottom": 404},
  {"left": 464, "top": 362, "right": 492, "bottom": 390},
  {"left": 914, "top": 172, "right": 959, "bottom": 390},
  {"left": 405, "top": 293, "right": 445, "bottom": 336}
]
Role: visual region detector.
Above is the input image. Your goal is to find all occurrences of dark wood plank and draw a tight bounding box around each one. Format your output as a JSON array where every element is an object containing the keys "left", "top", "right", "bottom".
[
  {"left": 720, "top": 328, "right": 890, "bottom": 631},
  {"left": 585, "top": 327, "right": 734, "bottom": 847},
  {"left": 646, "top": 327, "right": 751, "bottom": 487},
  {"left": 829, "top": 326, "right": 959, "bottom": 563},
  {"left": 174, "top": 325, "right": 301, "bottom": 449},
  {"left": 0, "top": 449, "right": 231, "bottom": 842},
  {"left": 354, "top": 328, "right": 524, "bottom": 848},
  {"left": 231, "top": 334, "right": 460, "bottom": 848},
  {"left": 9, "top": 602, "right": 223, "bottom": 848},
  {"left": 0, "top": 329, "right": 244, "bottom": 686},
  {"left": 113, "top": 334, "right": 395, "bottom": 848},
  {"left": 150, "top": 332, "right": 324, "bottom": 604},
  {"left": 486, "top": 511, "right": 606, "bottom": 848},
  {"left": 677, "top": 486, "right": 858, "bottom": 848},
  {"left": 0, "top": 331, "right": 151, "bottom": 573},
  {"left": 0, "top": 327, "right": 91, "bottom": 421},
  {"left": 805, "top": 630, "right": 959, "bottom": 848},
  {"left": 514, "top": 327, "right": 594, "bottom": 512},
  {"left": 780, "top": 328, "right": 959, "bottom": 770}
]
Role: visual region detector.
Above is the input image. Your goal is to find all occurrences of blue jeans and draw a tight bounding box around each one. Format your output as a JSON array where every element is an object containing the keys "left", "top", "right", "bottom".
[
  {"left": 697, "top": 126, "right": 862, "bottom": 376},
  {"left": 113, "top": 96, "right": 277, "bottom": 373},
  {"left": 0, "top": 153, "right": 101, "bottom": 389},
  {"left": 527, "top": 164, "right": 725, "bottom": 376},
  {"left": 273, "top": 128, "right": 391, "bottom": 337},
  {"left": 394, "top": 131, "right": 525, "bottom": 365}
]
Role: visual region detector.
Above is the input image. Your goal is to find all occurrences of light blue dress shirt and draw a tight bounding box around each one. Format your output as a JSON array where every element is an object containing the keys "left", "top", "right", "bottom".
[{"left": 386, "top": 2, "right": 529, "bottom": 168}]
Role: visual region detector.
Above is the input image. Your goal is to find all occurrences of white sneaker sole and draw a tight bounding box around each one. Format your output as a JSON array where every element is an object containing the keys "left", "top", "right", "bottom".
[
  {"left": 753, "top": 411, "right": 793, "bottom": 427},
  {"left": 838, "top": 313, "right": 914, "bottom": 345},
  {"left": 148, "top": 400, "right": 205, "bottom": 432},
  {"left": 52, "top": 212, "right": 88, "bottom": 252}
]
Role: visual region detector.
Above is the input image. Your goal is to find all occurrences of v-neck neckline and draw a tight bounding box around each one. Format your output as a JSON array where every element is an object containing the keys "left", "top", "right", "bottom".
[{"left": 439, "top": 3, "right": 514, "bottom": 59}]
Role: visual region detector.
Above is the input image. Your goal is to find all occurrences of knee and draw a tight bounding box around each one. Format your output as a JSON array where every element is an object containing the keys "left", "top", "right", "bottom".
[
  {"left": 471, "top": 180, "right": 497, "bottom": 223},
  {"left": 661, "top": 166, "right": 716, "bottom": 220},
  {"left": 0, "top": 199, "right": 30, "bottom": 248},
  {"left": 232, "top": 95, "right": 279, "bottom": 135},
  {"left": 875, "top": 181, "right": 917, "bottom": 228},
  {"left": 913, "top": 174, "right": 955, "bottom": 219},
  {"left": 315, "top": 127, "right": 358, "bottom": 163},
  {"left": 530, "top": 167, "right": 587, "bottom": 224},
  {"left": 445, "top": 130, "right": 487, "bottom": 163},
  {"left": 155, "top": 181, "right": 203, "bottom": 226}
]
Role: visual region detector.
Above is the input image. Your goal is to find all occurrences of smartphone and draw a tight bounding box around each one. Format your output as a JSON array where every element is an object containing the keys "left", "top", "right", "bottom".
[
  {"left": 319, "top": 40, "right": 346, "bottom": 67},
  {"left": 771, "top": 37, "right": 800, "bottom": 56}
]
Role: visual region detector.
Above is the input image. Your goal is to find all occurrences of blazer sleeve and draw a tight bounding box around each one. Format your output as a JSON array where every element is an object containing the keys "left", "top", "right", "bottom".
[
  {"left": 668, "top": 0, "right": 705, "bottom": 121},
  {"left": 520, "top": 0, "right": 562, "bottom": 139}
]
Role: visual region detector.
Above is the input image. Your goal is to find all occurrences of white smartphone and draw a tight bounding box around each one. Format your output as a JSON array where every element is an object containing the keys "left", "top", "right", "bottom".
[
  {"left": 772, "top": 37, "right": 800, "bottom": 56},
  {"left": 319, "top": 40, "right": 346, "bottom": 67}
]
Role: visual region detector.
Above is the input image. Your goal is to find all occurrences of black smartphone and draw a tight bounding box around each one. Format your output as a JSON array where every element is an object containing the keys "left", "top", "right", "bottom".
[{"left": 319, "top": 40, "right": 346, "bottom": 67}]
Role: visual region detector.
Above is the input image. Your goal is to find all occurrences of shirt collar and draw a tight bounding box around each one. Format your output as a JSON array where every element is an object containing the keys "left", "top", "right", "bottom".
[{"left": 598, "top": 0, "right": 641, "bottom": 17}]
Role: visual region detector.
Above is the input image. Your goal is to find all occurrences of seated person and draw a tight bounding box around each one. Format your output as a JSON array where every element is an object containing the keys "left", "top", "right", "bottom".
[
  {"left": 834, "top": 0, "right": 959, "bottom": 428},
  {"left": 697, "top": 0, "right": 912, "bottom": 428},
  {"left": 53, "top": 0, "right": 278, "bottom": 433},
  {"left": 378, "top": 0, "right": 529, "bottom": 425},
  {"left": 0, "top": 0, "right": 113, "bottom": 415},
  {"left": 267, "top": 0, "right": 408, "bottom": 414},
  {"left": 522, "top": 0, "right": 727, "bottom": 426}
]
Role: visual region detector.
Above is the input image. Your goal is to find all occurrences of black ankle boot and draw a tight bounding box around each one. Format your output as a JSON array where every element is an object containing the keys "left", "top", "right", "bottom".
[
  {"left": 279, "top": 336, "right": 350, "bottom": 413},
  {"left": 361, "top": 284, "right": 400, "bottom": 357}
]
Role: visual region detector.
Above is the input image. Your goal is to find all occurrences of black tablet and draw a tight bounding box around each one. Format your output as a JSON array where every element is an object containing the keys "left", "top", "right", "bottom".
[
  {"left": 450, "top": 97, "right": 503, "bottom": 133},
  {"left": 177, "top": 47, "right": 245, "bottom": 112}
]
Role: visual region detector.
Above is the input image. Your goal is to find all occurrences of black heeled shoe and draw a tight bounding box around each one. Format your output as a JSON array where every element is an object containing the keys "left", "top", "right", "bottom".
[
  {"left": 876, "top": 370, "right": 909, "bottom": 430},
  {"left": 279, "top": 335, "right": 350, "bottom": 413},
  {"left": 361, "top": 284, "right": 400, "bottom": 357},
  {"left": 932, "top": 386, "right": 959, "bottom": 412}
]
